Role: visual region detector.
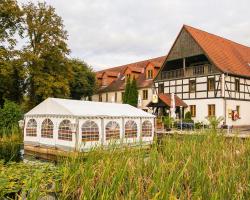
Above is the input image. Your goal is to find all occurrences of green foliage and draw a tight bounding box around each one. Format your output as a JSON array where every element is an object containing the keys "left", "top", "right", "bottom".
[
  {"left": 128, "top": 78, "right": 138, "bottom": 107},
  {"left": 0, "top": 100, "right": 23, "bottom": 131},
  {"left": 1, "top": 134, "right": 250, "bottom": 199},
  {"left": 122, "top": 78, "right": 138, "bottom": 107},
  {"left": 206, "top": 116, "right": 224, "bottom": 131},
  {"left": 22, "top": 2, "right": 71, "bottom": 108},
  {"left": 0, "top": 0, "right": 23, "bottom": 47},
  {"left": 0, "top": 0, "right": 25, "bottom": 106},
  {"left": 184, "top": 111, "right": 194, "bottom": 123},
  {"left": 163, "top": 116, "right": 174, "bottom": 129},
  {"left": 122, "top": 78, "right": 131, "bottom": 103},
  {"left": 69, "top": 59, "right": 96, "bottom": 100},
  {"left": 184, "top": 111, "right": 192, "bottom": 120}
]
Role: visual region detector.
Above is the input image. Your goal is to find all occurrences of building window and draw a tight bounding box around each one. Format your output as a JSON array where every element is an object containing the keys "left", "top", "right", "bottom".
[
  {"left": 82, "top": 121, "right": 99, "bottom": 142},
  {"left": 208, "top": 104, "right": 216, "bottom": 117},
  {"left": 190, "top": 105, "right": 196, "bottom": 117},
  {"left": 26, "top": 119, "right": 37, "bottom": 137},
  {"left": 142, "top": 121, "right": 152, "bottom": 137},
  {"left": 147, "top": 69, "right": 153, "bottom": 79},
  {"left": 106, "top": 93, "right": 108, "bottom": 102},
  {"left": 189, "top": 80, "right": 196, "bottom": 93},
  {"left": 158, "top": 83, "right": 164, "bottom": 94},
  {"left": 41, "top": 119, "right": 53, "bottom": 138},
  {"left": 235, "top": 79, "right": 240, "bottom": 92},
  {"left": 143, "top": 90, "right": 148, "bottom": 100},
  {"left": 236, "top": 105, "right": 240, "bottom": 117},
  {"left": 125, "top": 120, "right": 137, "bottom": 138},
  {"left": 106, "top": 121, "right": 120, "bottom": 140},
  {"left": 115, "top": 92, "right": 117, "bottom": 102},
  {"left": 207, "top": 78, "right": 215, "bottom": 91},
  {"left": 58, "top": 120, "right": 72, "bottom": 141},
  {"left": 99, "top": 94, "right": 102, "bottom": 102}
]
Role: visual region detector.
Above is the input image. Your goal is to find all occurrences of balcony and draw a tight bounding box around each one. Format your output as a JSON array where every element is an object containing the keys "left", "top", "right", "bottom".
[{"left": 161, "top": 64, "right": 216, "bottom": 80}]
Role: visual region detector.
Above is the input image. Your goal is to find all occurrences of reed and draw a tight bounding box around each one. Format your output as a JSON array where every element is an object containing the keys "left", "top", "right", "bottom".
[{"left": 1, "top": 132, "right": 250, "bottom": 199}]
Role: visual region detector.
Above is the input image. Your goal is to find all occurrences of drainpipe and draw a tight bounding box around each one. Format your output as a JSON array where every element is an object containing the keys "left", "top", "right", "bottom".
[
  {"left": 101, "top": 117, "right": 104, "bottom": 145},
  {"left": 74, "top": 117, "right": 80, "bottom": 151}
]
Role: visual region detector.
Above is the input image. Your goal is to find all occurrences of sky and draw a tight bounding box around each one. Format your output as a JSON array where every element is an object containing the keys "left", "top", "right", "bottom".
[{"left": 18, "top": 0, "right": 250, "bottom": 71}]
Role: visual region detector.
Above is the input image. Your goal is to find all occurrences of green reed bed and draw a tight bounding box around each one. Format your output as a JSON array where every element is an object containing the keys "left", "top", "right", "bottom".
[
  {"left": 0, "top": 126, "right": 23, "bottom": 163},
  {"left": 1, "top": 133, "right": 250, "bottom": 199}
]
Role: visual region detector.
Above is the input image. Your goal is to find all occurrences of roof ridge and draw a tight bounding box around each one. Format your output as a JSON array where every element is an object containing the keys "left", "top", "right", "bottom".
[{"left": 95, "top": 55, "right": 166, "bottom": 73}]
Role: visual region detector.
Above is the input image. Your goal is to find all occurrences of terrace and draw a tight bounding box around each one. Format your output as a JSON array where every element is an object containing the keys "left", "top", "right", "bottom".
[{"left": 160, "top": 64, "right": 217, "bottom": 80}]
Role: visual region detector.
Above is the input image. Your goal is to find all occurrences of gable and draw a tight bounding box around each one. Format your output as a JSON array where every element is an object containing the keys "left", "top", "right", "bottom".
[{"left": 167, "top": 28, "right": 204, "bottom": 61}]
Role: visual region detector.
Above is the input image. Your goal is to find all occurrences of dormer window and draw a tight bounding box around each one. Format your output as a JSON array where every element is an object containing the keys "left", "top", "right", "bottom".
[{"left": 147, "top": 69, "right": 153, "bottom": 79}]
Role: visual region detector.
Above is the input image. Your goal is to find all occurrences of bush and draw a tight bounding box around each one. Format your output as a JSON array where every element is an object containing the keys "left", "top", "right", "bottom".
[
  {"left": 195, "top": 122, "right": 203, "bottom": 129},
  {"left": 184, "top": 111, "right": 192, "bottom": 120},
  {"left": 163, "top": 116, "right": 174, "bottom": 129},
  {"left": 0, "top": 100, "right": 23, "bottom": 131},
  {"left": 206, "top": 116, "right": 224, "bottom": 131}
]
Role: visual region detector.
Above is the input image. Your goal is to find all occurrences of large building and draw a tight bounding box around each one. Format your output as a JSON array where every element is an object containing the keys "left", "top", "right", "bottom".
[
  {"left": 92, "top": 56, "right": 166, "bottom": 112},
  {"left": 154, "top": 25, "right": 250, "bottom": 126},
  {"left": 93, "top": 25, "right": 250, "bottom": 127}
]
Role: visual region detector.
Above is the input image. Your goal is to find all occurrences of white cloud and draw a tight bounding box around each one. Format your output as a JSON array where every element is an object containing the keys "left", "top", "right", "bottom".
[{"left": 18, "top": 0, "right": 250, "bottom": 70}]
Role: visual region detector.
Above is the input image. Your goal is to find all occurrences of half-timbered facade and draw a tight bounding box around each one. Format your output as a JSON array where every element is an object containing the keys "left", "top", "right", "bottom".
[{"left": 154, "top": 25, "right": 250, "bottom": 126}]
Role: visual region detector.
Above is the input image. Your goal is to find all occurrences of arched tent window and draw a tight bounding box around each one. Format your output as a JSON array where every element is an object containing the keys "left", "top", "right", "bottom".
[
  {"left": 125, "top": 120, "right": 137, "bottom": 138},
  {"left": 41, "top": 119, "right": 53, "bottom": 138},
  {"left": 26, "top": 119, "right": 37, "bottom": 137},
  {"left": 142, "top": 120, "right": 152, "bottom": 137},
  {"left": 82, "top": 120, "right": 99, "bottom": 142},
  {"left": 106, "top": 121, "right": 120, "bottom": 140},
  {"left": 58, "top": 120, "right": 72, "bottom": 141}
]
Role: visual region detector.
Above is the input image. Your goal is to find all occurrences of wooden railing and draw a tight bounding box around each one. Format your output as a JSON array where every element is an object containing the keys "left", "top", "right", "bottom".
[{"left": 161, "top": 64, "right": 216, "bottom": 80}]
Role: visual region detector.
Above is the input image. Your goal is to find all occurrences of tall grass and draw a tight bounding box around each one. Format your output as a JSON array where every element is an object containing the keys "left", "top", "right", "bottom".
[
  {"left": 1, "top": 133, "right": 250, "bottom": 199},
  {"left": 0, "top": 126, "right": 23, "bottom": 163},
  {"left": 0, "top": 126, "right": 23, "bottom": 143}
]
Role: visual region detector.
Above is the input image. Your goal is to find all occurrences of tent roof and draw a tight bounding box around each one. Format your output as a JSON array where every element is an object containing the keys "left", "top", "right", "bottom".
[{"left": 25, "top": 98, "right": 154, "bottom": 118}]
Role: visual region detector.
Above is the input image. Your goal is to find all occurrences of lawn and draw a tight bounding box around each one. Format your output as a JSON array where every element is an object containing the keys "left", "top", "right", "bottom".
[{"left": 0, "top": 132, "right": 250, "bottom": 199}]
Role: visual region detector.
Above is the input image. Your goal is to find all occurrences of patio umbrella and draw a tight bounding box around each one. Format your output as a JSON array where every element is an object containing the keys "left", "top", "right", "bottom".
[{"left": 170, "top": 93, "right": 176, "bottom": 119}]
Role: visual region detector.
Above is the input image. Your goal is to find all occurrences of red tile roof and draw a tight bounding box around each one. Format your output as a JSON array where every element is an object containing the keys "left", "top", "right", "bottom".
[
  {"left": 158, "top": 93, "right": 188, "bottom": 107},
  {"left": 96, "top": 56, "right": 166, "bottom": 92},
  {"left": 184, "top": 25, "right": 250, "bottom": 77}
]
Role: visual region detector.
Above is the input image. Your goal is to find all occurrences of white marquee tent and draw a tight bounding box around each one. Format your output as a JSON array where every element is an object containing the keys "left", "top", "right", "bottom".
[{"left": 24, "top": 98, "right": 155, "bottom": 151}]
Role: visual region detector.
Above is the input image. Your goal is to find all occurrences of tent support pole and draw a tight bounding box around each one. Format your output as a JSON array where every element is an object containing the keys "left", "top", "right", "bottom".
[{"left": 101, "top": 118, "right": 104, "bottom": 145}]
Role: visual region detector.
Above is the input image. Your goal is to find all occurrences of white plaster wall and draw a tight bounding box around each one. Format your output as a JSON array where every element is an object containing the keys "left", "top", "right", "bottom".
[
  {"left": 226, "top": 100, "right": 250, "bottom": 126},
  {"left": 184, "top": 98, "right": 225, "bottom": 123}
]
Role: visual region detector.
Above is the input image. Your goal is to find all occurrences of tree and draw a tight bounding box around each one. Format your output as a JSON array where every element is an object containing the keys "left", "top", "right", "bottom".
[
  {"left": 122, "top": 78, "right": 138, "bottom": 107},
  {"left": 0, "top": 0, "right": 23, "bottom": 47},
  {"left": 128, "top": 78, "right": 138, "bottom": 107},
  {"left": 0, "top": 100, "right": 23, "bottom": 130},
  {"left": 0, "top": 0, "right": 24, "bottom": 107},
  {"left": 22, "top": 2, "right": 71, "bottom": 108},
  {"left": 69, "top": 59, "right": 96, "bottom": 100},
  {"left": 123, "top": 78, "right": 131, "bottom": 104}
]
